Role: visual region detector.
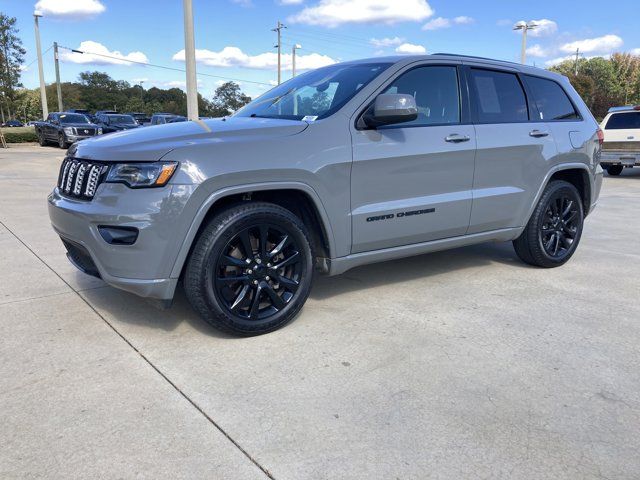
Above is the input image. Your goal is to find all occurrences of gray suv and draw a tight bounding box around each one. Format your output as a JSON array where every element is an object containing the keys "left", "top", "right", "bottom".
[{"left": 48, "top": 54, "right": 603, "bottom": 335}]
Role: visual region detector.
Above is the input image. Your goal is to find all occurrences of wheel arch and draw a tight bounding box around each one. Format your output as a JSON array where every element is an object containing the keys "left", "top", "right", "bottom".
[{"left": 170, "top": 182, "right": 336, "bottom": 279}]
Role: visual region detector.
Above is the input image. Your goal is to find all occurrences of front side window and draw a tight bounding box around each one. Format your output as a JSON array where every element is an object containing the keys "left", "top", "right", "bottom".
[
  {"left": 525, "top": 75, "right": 579, "bottom": 121},
  {"left": 235, "top": 63, "right": 391, "bottom": 120},
  {"left": 605, "top": 112, "right": 640, "bottom": 129},
  {"left": 107, "top": 115, "right": 136, "bottom": 124},
  {"left": 381, "top": 65, "right": 460, "bottom": 127},
  {"left": 469, "top": 68, "right": 528, "bottom": 123}
]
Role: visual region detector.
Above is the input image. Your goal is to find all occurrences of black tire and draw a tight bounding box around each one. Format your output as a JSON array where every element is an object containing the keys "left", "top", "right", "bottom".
[
  {"left": 38, "top": 130, "right": 47, "bottom": 146},
  {"left": 513, "top": 180, "right": 584, "bottom": 268},
  {"left": 58, "top": 133, "right": 68, "bottom": 149},
  {"left": 184, "top": 202, "right": 314, "bottom": 336},
  {"left": 606, "top": 165, "right": 623, "bottom": 176}
]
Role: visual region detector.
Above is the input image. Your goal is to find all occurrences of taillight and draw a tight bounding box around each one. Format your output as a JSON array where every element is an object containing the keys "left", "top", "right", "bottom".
[{"left": 596, "top": 128, "right": 604, "bottom": 146}]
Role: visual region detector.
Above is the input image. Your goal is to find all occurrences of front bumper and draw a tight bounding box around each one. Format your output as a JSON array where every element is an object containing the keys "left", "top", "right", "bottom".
[
  {"left": 47, "top": 183, "right": 196, "bottom": 300},
  {"left": 600, "top": 151, "right": 639, "bottom": 167},
  {"left": 66, "top": 134, "right": 98, "bottom": 143}
]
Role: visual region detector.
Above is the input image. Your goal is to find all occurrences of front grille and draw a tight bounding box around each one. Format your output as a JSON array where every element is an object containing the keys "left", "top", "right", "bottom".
[
  {"left": 73, "top": 127, "right": 96, "bottom": 136},
  {"left": 602, "top": 141, "right": 640, "bottom": 152},
  {"left": 57, "top": 157, "right": 109, "bottom": 200}
]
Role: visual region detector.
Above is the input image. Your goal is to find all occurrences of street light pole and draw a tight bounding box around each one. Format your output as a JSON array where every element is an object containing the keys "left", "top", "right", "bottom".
[
  {"left": 53, "top": 41, "right": 63, "bottom": 112},
  {"left": 292, "top": 44, "right": 301, "bottom": 78},
  {"left": 513, "top": 21, "right": 538, "bottom": 65},
  {"left": 182, "top": 0, "right": 198, "bottom": 121},
  {"left": 33, "top": 11, "right": 48, "bottom": 119}
]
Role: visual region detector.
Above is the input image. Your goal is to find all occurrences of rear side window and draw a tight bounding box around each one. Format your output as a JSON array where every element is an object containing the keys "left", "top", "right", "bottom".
[
  {"left": 605, "top": 112, "right": 640, "bottom": 129},
  {"left": 525, "top": 75, "right": 579, "bottom": 121},
  {"left": 469, "top": 69, "right": 528, "bottom": 123},
  {"left": 382, "top": 65, "right": 460, "bottom": 127}
]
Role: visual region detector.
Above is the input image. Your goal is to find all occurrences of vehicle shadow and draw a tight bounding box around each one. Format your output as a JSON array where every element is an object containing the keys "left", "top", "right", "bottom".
[
  {"left": 310, "top": 240, "right": 527, "bottom": 301},
  {"left": 79, "top": 240, "right": 526, "bottom": 337}
]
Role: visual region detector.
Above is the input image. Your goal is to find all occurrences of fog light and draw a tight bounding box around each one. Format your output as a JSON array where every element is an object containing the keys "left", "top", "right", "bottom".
[{"left": 98, "top": 226, "right": 139, "bottom": 245}]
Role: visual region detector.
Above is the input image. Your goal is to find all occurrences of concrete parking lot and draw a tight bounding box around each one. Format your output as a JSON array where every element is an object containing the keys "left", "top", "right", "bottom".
[{"left": 1, "top": 144, "right": 639, "bottom": 479}]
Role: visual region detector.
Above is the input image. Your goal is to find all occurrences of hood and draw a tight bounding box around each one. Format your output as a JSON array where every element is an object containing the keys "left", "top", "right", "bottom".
[{"left": 71, "top": 116, "right": 309, "bottom": 162}]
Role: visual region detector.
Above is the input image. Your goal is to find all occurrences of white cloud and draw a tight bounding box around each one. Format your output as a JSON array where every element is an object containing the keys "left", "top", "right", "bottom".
[
  {"left": 278, "top": 0, "right": 304, "bottom": 4},
  {"left": 545, "top": 55, "right": 574, "bottom": 67},
  {"left": 560, "top": 34, "right": 623, "bottom": 54},
  {"left": 288, "top": 0, "right": 433, "bottom": 27},
  {"left": 423, "top": 15, "right": 474, "bottom": 30},
  {"left": 526, "top": 44, "right": 548, "bottom": 58},
  {"left": 631, "top": 48, "right": 640, "bottom": 55},
  {"left": 34, "top": 0, "right": 105, "bottom": 20},
  {"left": 61, "top": 41, "right": 149, "bottom": 66},
  {"left": 395, "top": 43, "right": 426, "bottom": 54},
  {"left": 231, "top": 0, "right": 253, "bottom": 6},
  {"left": 513, "top": 19, "right": 557, "bottom": 37},
  {"left": 370, "top": 36, "right": 404, "bottom": 48},
  {"left": 173, "top": 46, "right": 335, "bottom": 71}
]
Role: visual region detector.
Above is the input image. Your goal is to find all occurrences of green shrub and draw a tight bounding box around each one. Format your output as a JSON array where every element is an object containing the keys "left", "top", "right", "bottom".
[{"left": 1, "top": 126, "right": 38, "bottom": 143}]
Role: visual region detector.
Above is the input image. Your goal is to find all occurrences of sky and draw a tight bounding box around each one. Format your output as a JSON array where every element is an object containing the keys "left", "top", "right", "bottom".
[{"left": 3, "top": 0, "right": 640, "bottom": 99}]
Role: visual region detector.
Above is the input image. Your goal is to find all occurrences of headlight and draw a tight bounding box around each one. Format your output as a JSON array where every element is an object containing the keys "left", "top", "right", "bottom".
[
  {"left": 105, "top": 162, "right": 178, "bottom": 188},
  {"left": 63, "top": 127, "right": 74, "bottom": 135},
  {"left": 97, "top": 127, "right": 103, "bottom": 135}
]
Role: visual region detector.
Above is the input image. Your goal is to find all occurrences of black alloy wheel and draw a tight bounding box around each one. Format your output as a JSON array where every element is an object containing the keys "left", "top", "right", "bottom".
[
  {"left": 539, "top": 193, "right": 580, "bottom": 260},
  {"left": 214, "top": 224, "right": 303, "bottom": 321},
  {"left": 58, "top": 133, "right": 67, "bottom": 149},
  {"left": 513, "top": 180, "right": 584, "bottom": 268},
  {"left": 184, "top": 202, "right": 314, "bottom": 335}
]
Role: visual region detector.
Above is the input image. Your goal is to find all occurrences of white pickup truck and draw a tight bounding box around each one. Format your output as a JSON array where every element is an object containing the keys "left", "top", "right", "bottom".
[{"left": 600, "top": 105, "right": 640, "bottom": 175}]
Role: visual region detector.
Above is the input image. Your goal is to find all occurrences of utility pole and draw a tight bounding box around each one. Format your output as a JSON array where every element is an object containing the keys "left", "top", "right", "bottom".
[
  {"left": 272, "top": 21, "right": 286, "bottom": 84},
  {"left": 33, "top": 11, "right": 48, "bottom": 119},
  {"left": 53, "top": 42, "right": 63, "bottom": 112},
  {"left": 574, "top": 48, "right": 580, "bottom": 76},
  {"left": 513, "top": 21, "right": 537, "bottom": 65},
  {"left": 292, "top": 44, "right": 301, "bottom": 78},
  {"left": 182, "top": 0, "right": 199, "bottom": 120}
]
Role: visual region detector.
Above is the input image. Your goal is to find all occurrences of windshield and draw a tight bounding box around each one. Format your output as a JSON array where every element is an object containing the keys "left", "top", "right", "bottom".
[
  {"left": 235, "top": 63, "right": 391, "bottom": 121},
  {"left": 59, "top": 113, "right": 90, "bottom": 124},
  {"left": 108, "top": 115, "right": 136, "bottom": 124}
]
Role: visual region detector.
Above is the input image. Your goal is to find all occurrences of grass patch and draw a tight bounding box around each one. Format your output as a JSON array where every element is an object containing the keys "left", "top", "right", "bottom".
[{"left": 1, "top": 126, "right": 38, "bottom": 143}]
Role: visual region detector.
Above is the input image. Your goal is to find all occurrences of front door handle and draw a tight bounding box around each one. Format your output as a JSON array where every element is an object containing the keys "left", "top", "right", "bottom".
[
  {"left": 445, "top": 134, "right": 470, "bottom": 143},
  {"left": 529, "top": 129, "right": 549, "bottom": 138}
]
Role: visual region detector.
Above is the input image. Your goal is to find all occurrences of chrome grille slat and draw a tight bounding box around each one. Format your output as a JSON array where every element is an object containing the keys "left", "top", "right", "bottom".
[{"left": 57, "top": 157, "right": 107, "bottom": 200}]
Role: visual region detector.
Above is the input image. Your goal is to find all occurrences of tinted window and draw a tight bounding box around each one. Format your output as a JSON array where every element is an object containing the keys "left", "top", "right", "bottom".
[
  {"left": 59, "top": 113, "right": 89, "bottom": 124},
  {"left": 470, "top": 69, "right": 528, "bottom": 123},
  {"left": 525, "top": 75, "right": 578, "bottom": 121},
  {"left": 605, "top": 112, "right": 640, "bottom": 129},
  {"left": 381, "top": 66, "right": 460, "bottom": 127},
  {"left": 107, "top": 115, "right": 136, "bottom": 124}
]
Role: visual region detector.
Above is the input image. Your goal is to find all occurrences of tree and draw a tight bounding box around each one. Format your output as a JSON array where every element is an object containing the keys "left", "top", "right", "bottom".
[
  {"left": 0, "top": 14, "right": 26, "bottom": 119},
  {"left": 211, "top": 82, "right": 251, "bottom": 116}
]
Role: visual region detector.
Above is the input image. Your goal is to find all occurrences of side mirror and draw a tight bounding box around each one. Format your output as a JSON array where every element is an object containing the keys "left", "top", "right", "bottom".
[{"left": 363, "top": 93, "right": 418, "bottom": 128}]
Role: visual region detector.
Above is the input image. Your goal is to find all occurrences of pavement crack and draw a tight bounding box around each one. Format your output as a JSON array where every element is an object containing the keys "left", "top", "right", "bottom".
[{"left": 0, "top": 220, "right": 276, "bottom": 480}]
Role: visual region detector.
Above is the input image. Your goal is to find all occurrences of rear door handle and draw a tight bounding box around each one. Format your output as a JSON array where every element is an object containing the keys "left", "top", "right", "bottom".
[
  {"left": 445, "top": 134, "right": 470, "bottom": 143},
  {"left": 529, "top": 129, "right": 549, "bottom": 138}
]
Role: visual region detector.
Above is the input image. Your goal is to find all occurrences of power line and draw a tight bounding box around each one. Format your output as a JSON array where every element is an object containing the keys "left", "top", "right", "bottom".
[
  {"left": 56, "top": 45, "right": 272, "bottom": 86},
  {"left": 23, "top": 44, "right": 53, "bottom": 70}
]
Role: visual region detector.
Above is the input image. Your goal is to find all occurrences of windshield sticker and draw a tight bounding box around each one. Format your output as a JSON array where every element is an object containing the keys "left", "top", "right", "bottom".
[{"left": 302, "top": 116, "right": 318, "bottom": 122}]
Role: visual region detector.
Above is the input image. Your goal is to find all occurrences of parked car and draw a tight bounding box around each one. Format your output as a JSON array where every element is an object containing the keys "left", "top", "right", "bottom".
[
  {"left": 599, "top": 105, "right": 640, "bottom": 175},
  {"left": 125, "top": 112, "right": 151, "bottom": 126},
  {"left": 95, "top": 110, "right": 118, "bottom": 116},
  {"left": 3, "top": 119, "right": 24, "bottom": 127},
  {"left": 34, "top": 112, "right": 101, "bottom": 148},
  {"left": 149, "top": 113, "right": 182, "bottom": 125},
  {"left": 95, "top": 114, "right": 140, "bottom": 133},
  {"left": 49, "top": 54, "right": 603, "bottom": 335},
  {"left": 167, "top": 115, "right": 187, "bottom": 123},
  {"left": 66, "top": 108, "right": 97, "bottom": 123}
]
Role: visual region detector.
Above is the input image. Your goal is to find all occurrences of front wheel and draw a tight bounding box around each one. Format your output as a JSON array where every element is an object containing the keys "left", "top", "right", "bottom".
[
  {"left": 38, "top": 130, "right": 47, "bottom": 146},
  {"left": 58, "top": 133, "right": 69, "bottom": 149},
  {"left": 184, "top": 202, "right": 314, "bottom": 336},
  {"left": 513, "top": 180, "right": 584, "bottom": 268},
  {"left": 606, "top": 165, "right": 624, "bottom": 176}
]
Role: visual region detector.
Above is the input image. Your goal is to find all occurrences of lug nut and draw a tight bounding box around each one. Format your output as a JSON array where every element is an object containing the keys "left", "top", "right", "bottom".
[
  {"left": 247, "top": 269, "right": 253, "bottom": 274},
  {"left": 256, "top": 258, "right": 262, "bottom": 264},
  {"left": 265, "top": 276, "right": 270, "bottom": 281},
  {"left": 245, "top": 259, "right": 251, "bottom": 264},
  {"left": 267, "top": 263, "right": 272, "bottom": 267},
  {"left": 253, "top": 280, "right": 259, "bottom": 285}
]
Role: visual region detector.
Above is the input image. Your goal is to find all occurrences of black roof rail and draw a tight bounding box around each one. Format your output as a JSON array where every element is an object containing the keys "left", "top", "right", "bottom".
[{"left": 431, "top": 53, "right": 523, "bottom": 67}]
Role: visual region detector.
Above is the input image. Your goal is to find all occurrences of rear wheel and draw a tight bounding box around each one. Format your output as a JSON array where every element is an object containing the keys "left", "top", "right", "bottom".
[
  {"left": 513, "top": 180, "right": 584, "bottom": 268},
  {"left": 184, "top": 202, "right": 314, "bottom": 336},
  {"left": 58, "top": 133, "right": 69, "bottom": 149},
  {"left": 606, "top": 165, "right": 623, "bottom": 176}
]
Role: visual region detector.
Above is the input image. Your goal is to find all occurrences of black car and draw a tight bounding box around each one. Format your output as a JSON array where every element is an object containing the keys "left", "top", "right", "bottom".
[
  {"left": 125, "top": 112, "right": 151, "bottom": 126},
  {"left": 33, "top": 112, "right": 101, "bottom": 148},
  {"left": 3, "top": 119, "right": 24, "bottom": 127},
  {"left": 95, "top": 114, "right": 140, "bottom": 133},
  {"left": 149, "top": 113, "right": 183, "bottom": 125}
]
